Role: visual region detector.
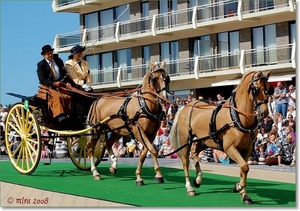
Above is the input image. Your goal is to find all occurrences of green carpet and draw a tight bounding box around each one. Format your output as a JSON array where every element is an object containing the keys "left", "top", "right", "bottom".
[{"left": 0, "top": 161, "right": 296, "bottom": 207}]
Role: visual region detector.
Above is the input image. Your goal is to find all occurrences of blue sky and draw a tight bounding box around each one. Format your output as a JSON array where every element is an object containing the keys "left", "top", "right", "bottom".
[{"left": 1, "top": 1, "right": 78, "bottom": 106}]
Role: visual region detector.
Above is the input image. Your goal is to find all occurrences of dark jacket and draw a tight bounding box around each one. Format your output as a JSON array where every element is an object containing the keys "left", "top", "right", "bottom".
[{"left": 37, "top": 55, "right": 73, "bottom": 87}]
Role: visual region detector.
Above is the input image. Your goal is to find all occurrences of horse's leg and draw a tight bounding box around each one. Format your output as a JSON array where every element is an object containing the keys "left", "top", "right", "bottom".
[
  {"left": 135, "top": 128, "right": 163, "bottom": 186},
  {"left": 149, "top": 132, "right": 164, "bottom": 183},
  {"left": 135, "top": 146, "right": 147, "bottom": 186},
  {"left": 135, "top": 143, "right": 163, "bottom": 186},
  {"left": 87, "top": 135, "right": 101, "bottom": 180},
  {"left": 105, "top": 133, "right": 120, "bottom": 174},
  {"left": 191, "top": 143, "right": 203, "bottom": 189},
  {"left": 151, "top": 143, "right": 164, "bottom": 184},
  {"left": 181, "top": 146, "right": 195, "bottom": 196},
  {"left": 226, "top": 145, "right": 253, "bottom": 204}
]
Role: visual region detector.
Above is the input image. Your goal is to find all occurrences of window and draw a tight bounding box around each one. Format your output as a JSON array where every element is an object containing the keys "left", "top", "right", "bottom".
[
  {"left": 192, "top": 35, "right": 211, "bottom": 57},
  {"left": 191, "top": 35, "right": 214, "bottom": 72},
  {"left": 116, "top": 4, "right": 130, "bottom": 34},
  {"left": 84, "top": 12, "right": 99, "bottom": 41},
  {"left": 159, "top": 0, "right": 178, "bottom": 28},
  {"left": 189, "top": 0, "right": 212, "bottom": 21},
  {"left": 86, "top": 55, "right": 100, "bottom": 84},
  {"left": 117, "top": 48, "right": 132, "bottom": 81},
  {"left": 160, "top": 41, "right": 179, "bottom": 75},
  {"left": 214, "top": 0, "right": 238, "bottom": 19},
  {"left": 289, "top": 21, "right": 296, "bottom": 60},
  {"left": 84, "top": 5, "right": 130, "bottom": 41},
  {"left": 252, "top": 24, "right": 276, "bottom": 65},
  {"left": 141, "top": 1, "right": 150, "bottom": 32},
  {"left": 250, "top": 0, "right": 274, "bottom": 12},
  {"left": 101, "top": 52, "right": 114, "bottom": 83},
  {"left": 289, "top": 21, "right": 296, "bottom": 44},
  {"left": 224, "top": 0, "right": 238, "bottom": 17},
  {"left": 218, "top": 31, "right": 240, "bottom": 69},
  {"left": 142, "top": 45, "right": 151, "bottom": 76},
  {"left": 100, "top": 9, "right": 115, "bottom": 39}
]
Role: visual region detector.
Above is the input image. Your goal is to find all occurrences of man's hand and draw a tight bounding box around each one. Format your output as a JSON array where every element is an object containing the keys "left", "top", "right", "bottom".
[
  {"left": 66, "top": 83, "right": 72, "bottom": 89},
  {"left": 53, "top": 81, "right": 66, "bottom": 87}
]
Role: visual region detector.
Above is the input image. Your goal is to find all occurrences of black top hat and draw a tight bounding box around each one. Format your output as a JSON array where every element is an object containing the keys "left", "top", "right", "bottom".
[
  {"left": 41, "top": 45, "right": 54, "bottom": 55},
  {"left": 70, "top": 45, "right": 86, "bottom": 56}
]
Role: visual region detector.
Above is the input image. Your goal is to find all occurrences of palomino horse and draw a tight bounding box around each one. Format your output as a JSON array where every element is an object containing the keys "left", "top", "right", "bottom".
[
  {"left": 169, "top": 70, "right": 272, "bottom": 204},
  {"left": 86, "top": 60, "right": 170, "bottom": 185}
]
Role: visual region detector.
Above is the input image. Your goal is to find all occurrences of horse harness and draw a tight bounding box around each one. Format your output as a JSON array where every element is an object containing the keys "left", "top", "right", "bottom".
[
  {"left": 88, "top": 66, "right": 168, "bottom": 142},
  {"left": 167, "top": 73, "right": 270, "bottom": 156}
]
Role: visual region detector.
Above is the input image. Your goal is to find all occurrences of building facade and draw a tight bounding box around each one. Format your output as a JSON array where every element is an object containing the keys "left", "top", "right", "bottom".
[{"left": 52, "top": 0, "right": 296, "bottom": 101}]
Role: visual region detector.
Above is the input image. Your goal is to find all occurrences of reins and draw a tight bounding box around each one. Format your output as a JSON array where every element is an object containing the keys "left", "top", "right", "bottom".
[
  {"left": 60, "top": 86, "right": 142, "bottom": 99},
  {"left": 182, "top": 103, "right": 258, "bottom": 117}
]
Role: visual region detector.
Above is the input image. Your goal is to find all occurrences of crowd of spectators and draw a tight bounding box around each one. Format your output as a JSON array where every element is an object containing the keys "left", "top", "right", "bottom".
[{"left": 247, "top": 81, "right": 296, "bottom": 166}]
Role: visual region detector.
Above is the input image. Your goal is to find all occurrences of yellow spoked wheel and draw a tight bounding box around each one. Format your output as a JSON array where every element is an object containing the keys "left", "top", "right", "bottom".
[
  {"left": 4, "top": 103, "right": 42, "bottom": 174},
  {"left": 67, "top": 134, "right": 106, "bottom": 170}
]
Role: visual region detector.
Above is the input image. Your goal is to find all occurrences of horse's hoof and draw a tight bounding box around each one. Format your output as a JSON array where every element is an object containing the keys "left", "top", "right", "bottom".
[
  {"left": 136, "top": 180, "right": 145, "bottom": 186},
  {"left": 243, "top": 196, "right": 253, "bottom": 204},
  {"left": 109, "top": 167, "right": 117, "bottom": 174},
  {"left": 187, "top": 190, "right": 196, "bottom": 196},
  {"left": 155, "top": 177, "right": 164, "bottom": 183},
  {"left": 232, "top": 183, "right": 239, "bottom": 193},
  {"left": 93, "top": 175, "right": 101, "bottom": 180},
  {"left": 193, "top": 179, "right": 201, "bottom": 188}
]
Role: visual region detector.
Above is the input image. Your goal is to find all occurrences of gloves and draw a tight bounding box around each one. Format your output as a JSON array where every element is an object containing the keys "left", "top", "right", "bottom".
[{"left": 82, "top": 84, "right": 92, "bottom": 92}]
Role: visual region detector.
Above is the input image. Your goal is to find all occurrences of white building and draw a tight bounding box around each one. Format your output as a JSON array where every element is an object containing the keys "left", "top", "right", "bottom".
[{"left": 51, "top": 0, "right": 296, "bottom": 100}]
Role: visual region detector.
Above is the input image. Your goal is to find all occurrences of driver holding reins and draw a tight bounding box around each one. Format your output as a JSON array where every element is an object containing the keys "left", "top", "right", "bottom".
[{"left": 36, "top": 44, "right": 75, "bottom": 122}]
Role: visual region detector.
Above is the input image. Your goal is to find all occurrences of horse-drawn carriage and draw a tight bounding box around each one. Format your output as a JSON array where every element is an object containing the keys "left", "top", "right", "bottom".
[
  {"left": 4, "top": 59, "right": 274, "bottom": 204},
  {"left": 4, "top": 60, "right": 170, "bottom": 181}
]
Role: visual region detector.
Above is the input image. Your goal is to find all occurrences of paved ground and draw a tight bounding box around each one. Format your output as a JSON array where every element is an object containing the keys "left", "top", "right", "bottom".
[{"left": 0, "top": 155, "right": 296, "bottom": 207}]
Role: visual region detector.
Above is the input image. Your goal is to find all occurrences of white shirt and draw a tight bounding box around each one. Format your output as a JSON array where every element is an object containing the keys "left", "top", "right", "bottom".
[
  {"left": 267, "top": 101, "right": 276, "bottom": 117},
  {"left": 47, "top": 59, "right": 60, "bottom": 79},
  {"left": 287, "top": 90, "right": 296, "bottom": 109}
]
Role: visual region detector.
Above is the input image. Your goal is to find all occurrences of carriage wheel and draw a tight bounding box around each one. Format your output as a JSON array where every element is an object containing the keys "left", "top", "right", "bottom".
[
  {"left": 4, "top": 102, "right": 42, "bottom": 174},
  {"left": 67, "top": 133, "right": 106, "bottom": 170}
]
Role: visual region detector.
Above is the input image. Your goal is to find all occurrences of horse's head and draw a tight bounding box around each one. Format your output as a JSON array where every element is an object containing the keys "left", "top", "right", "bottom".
[
  {"left": 247, "top": 70, "right": 273, "bottom": 119},
  {"left": 146, "top": 60, "right": 170, "bottom": 98}
]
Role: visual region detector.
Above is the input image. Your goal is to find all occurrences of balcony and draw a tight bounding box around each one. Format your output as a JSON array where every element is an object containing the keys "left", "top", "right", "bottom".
[
  {"left": 90, "top": 43, "right": 295, "bottom": 91},
  {"left": 53, "top": 0, "right": 295, "bottom": 53},
  {"left": 52, "top": 0, "right": 137, "bottom": 13}
]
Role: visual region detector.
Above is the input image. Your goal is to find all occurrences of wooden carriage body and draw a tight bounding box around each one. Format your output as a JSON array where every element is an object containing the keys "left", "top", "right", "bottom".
[{"left": 4, "top": 90, "right": 106, "bottom": 174}]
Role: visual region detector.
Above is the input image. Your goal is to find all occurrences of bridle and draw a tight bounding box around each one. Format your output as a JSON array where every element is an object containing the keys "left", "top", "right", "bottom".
[
  {"left": 148, "top": 63, "right": 170, "bottom": 94},
  {"left": 247, "top": 72, "right": 270, "bottom": 119}
]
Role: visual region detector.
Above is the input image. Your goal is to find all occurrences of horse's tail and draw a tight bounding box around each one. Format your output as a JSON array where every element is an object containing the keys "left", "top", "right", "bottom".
[
  {"left": 85, "top": 99, "right": 100, "bottom": 141},
  {"left": 169, "top": 107, "right": 183, "bottom": 157},
  {"left": 86, "top": 99, "right": 99, "bottom": 126}
]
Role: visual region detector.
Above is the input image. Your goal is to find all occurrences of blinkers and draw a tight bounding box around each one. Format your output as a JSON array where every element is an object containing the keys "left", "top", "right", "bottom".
[
  {"left": 149, "top": 65, "right": 170, "bottom": 94},
  {"left": 248, "top": 74, "right": 273, "bottom": 97}
]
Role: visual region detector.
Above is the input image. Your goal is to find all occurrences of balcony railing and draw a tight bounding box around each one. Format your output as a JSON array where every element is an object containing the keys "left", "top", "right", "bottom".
[
  {"left": 90, "top": 43, "right": 295, "bottom": 86},
  {"left": 54, "top": 0, "right": 294, "bottom": 49},
  {"left": 57, "top": 0, "right": 79, "bottom": 7}
]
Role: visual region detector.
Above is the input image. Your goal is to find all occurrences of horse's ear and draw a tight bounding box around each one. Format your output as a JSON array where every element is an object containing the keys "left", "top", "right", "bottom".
[
  {"left": 256, "top": 71, "right": 262, "bottom": 78},
  {"left": 265, "top": 70, "right": 272, "bottom": 78},
  {"left": 161, "top": 60, "right": 166, "bottom": 68},
  {"left": 148, "top": 60, "right": 154, "bottom": 67}
]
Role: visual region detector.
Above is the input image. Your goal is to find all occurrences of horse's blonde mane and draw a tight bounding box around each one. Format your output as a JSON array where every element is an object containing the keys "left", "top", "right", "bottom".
[{"left": 232, "top": 71, "right": 256, "bottom": 92}]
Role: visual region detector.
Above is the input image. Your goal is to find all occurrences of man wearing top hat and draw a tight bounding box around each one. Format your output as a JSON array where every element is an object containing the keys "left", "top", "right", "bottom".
[{"left": 36, "top": 44, "right": 73, "bottom": 121}]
